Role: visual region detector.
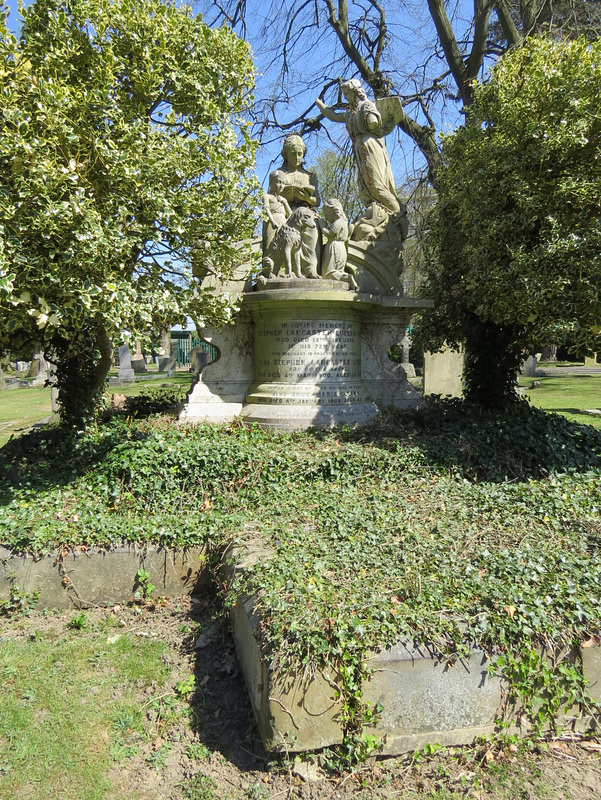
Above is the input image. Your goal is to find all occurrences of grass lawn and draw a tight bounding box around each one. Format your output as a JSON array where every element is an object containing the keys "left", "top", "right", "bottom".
[
  {"left": 0, "top": 374, "right": 195, "bottom": 447},
  {"left": 0, "top": 385, "right": 52, "bottom": 447},
  {"left": 519, "top": 374, "right": 601, "bottom": 429},
  {"left": 0, "top": 608, "right": 174, "bottom": 800}
]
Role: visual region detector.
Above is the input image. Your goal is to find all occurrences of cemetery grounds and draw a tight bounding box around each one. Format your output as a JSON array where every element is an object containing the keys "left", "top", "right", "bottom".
[{"left": 1, "top": 372, "right": 601, "bottom": 798}]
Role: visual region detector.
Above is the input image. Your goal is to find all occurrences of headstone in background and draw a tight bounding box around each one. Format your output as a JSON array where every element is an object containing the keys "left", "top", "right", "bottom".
[
  {"left": 158, "top": 355, "right": 177, "bottom": 373},
  {"left": 584, "top": 353, "right": 598, "bottom": 368},
  {"left": 118, "top": 345, "right": 135, "bottom": 382},
  {"left": 190, "top": 347, "right": 208, "bottom": 374},
  {"left": 423, "top": 347, "right": 464, "bottom": 398},
  {"left": 520, "top": 355, "right": 538, "bottom": 377},
  {"left": 131, "top": 340, "right": 146, "bottom": 374},
  {"left": 29, "top": 352, "right": 49, "bottom": 386}
]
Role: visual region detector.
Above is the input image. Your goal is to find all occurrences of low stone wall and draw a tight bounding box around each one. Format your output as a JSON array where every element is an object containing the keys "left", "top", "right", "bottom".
[
  {"left": 0, "top": 545, "right": 210, "bottom": 609},
  {"left": 226, "top": 543, "right": 601, "bottom": 755}
]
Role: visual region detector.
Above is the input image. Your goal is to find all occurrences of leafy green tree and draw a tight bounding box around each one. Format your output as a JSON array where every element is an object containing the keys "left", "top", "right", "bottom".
[
  {"left": 417, "top": 37, "right": 601, "bottom": 407},
  {"left": 0, "top": 0, "right": 257, "bottom": 425},
  {"left": 308, "top": 147, "right": 363, "bottom": 221}
]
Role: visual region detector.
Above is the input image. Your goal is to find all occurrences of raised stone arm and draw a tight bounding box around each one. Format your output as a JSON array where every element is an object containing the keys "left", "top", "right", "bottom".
[{"left": 315, "top": 98, "right": 346, "bottom": 123}]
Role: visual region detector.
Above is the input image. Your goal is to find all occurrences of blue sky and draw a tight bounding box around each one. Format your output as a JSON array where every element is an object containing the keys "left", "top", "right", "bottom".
[{"left": 2, "top": 0, "right": 474, "bottom": 189}]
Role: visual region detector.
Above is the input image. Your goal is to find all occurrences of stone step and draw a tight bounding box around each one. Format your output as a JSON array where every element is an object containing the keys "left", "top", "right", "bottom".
[{"left": 226, "top": 542, "right": 601, "bottom": 755}]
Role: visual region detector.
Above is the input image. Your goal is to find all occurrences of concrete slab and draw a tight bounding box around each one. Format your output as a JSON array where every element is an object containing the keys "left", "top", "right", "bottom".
[{"left": 0, "top": 545, "right": 210, "bottom": 608}]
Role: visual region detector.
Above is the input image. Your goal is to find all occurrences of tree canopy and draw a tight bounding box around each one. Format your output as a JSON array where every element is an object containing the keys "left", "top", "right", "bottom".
[
  {"left": 416, "top": 36, "right": 601, "bottom": 405},
  {"left": 0, "top": 0, "right": 257, "bottom": 422}
]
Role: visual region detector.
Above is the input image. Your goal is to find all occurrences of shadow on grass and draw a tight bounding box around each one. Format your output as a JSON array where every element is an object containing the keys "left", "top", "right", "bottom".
[
  {"left": 184, "top": 591, "right": 265, "bottom": 772},
  {"left": 331, "top": 398, "right": 601, "bottom": 483},
  {"left": 0, "top": 420, "right": 136, "bottom": 505}
]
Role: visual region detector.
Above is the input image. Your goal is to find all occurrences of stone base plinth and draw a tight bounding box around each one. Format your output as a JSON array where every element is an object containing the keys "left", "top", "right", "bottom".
[
  {"left": 118, "top": 368, "right": 135, "bottom": 382},
  {"left": 181, "top": 287, "right": 433, "bottom": 430},
  {"left": 242, "top": 401, "right": 379, "bottom": 430}
]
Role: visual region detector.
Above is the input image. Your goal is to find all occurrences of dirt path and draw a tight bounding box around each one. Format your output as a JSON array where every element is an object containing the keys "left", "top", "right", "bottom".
[{"left": 2, "top": 595, "right": 601, "bottom": 799}]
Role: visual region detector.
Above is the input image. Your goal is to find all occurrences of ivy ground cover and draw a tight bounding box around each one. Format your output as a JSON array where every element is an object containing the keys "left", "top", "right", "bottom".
[{"left": 2, "top": 400, "right": 601, "bottom": 736}]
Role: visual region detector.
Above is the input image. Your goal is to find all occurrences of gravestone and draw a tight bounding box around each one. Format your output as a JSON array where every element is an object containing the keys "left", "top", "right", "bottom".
[
  {"left": 158, "top": 355, "right": 177, "bottom": 372},
  {"left": 190, "top": 347, "right": 208, "bottom": 374},
  {"left": 520, "top": 355, "right": 538, "bottom": 377},
  {"left": 118, "top": 345, "right": 135, "bottom": 382},
  {"left": 131, "top": 340, "right": 146, "bottom": 374},
  {"left": 181, "top": 110, "right": 432, "bottom": 430},
  {"left": 423, "top": 347, "right": 464, "bottom": 398},
  {"left": 584, "top": 353, "right": 598, "bottom": 367}
]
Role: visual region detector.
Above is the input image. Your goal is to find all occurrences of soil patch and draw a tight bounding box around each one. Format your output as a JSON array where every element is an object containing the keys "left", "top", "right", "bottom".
[{"left": 1, "top": 595, "right": 601, "bottom": 799}]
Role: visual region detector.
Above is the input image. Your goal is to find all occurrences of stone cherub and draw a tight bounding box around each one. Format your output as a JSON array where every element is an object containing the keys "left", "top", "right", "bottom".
[
  {"left": 319, "top": 199, "right": 358, "bottom": 289},
  {"left": 262, "top": 172, "right": 292, "bottom": 254}
]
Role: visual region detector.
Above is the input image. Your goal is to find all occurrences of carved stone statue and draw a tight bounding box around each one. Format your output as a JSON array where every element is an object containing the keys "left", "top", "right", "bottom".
[
  {"left": 316, "top": 80, "right": 402, "bottom": 215},
  {"left": 261, "top": 206, "right": 319, "bottom": 281},
  {"left": 262, "top": 172, "right": 292, "bottom": 253},
  {"left": 316, "top": 81, "right": 409, "bottom": 293},
  {"left": 319, "top": 199, "right": 357, "bottom": 289},
  {"left": 267, "top": 134, "right": 321, "bottom": 276}
]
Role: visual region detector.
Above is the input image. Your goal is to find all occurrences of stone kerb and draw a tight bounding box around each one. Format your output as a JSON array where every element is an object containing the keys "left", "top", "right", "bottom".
[
  {"left": 0, "top": 545, "right": 210, "bottom": 609},
  {"left": 226, "top": 540, "right": 601, "bottom": 755}
]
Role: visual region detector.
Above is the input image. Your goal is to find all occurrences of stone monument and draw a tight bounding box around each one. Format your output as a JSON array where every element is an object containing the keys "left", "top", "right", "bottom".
[
  {"left": 131, "top": 340, "right": 146, "bottom": 374},
  {"left": 118, "top": 345, "right": 135, "bottom": 382},
  {"left": 181, "top": 91, "right": 432, "bottom": 430}
]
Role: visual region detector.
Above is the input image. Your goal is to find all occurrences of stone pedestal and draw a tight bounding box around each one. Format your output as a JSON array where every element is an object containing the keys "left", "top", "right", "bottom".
[
  {"left": 243, "top": 283, "right": 377, "bottom": 430},
  {"left": 181, "top": 283, "right": 431, "bottom": 430}
]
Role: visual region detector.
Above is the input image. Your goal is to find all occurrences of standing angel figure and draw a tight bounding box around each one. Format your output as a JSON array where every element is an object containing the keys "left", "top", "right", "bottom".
[
  {"left": 320, "top": 199, "right": 358, "bottom": 289},
  {"left": 316, "top": 80, "right": 403, "bottom": 216}
]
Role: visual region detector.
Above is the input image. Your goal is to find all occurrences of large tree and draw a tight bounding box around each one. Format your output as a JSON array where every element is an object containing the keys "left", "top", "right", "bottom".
[
  {"left": 199, "top": 0, "right": 599, "bottom": 181},
  {"left": 0, "top": 0, "right": 257, "bottom": 425},
  {"left": 416, "top": 36, "right": 601, "bottom": 407}
]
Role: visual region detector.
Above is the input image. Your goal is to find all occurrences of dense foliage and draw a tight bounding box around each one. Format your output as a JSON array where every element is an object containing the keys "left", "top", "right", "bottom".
[
  {"left": 418, "top": 37, "right": 601, "bottom": 406},
  {"left": 2, "top": 403, "right": 601, "bottom": 746},
  {"left": 0, "top": 0, "right": 257, "bottom": 424}
]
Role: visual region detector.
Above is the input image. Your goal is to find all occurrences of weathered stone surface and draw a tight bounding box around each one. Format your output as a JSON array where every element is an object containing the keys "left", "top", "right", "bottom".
[
  {"left": 190, "top": 347, "right": 208, "bottom": 374},
  {"left": 0, "top": 546, "right": 210, "bottom": 609},
  {"left": 584, "top": 354, "right": 598, "bottom": 367},
  {"left": 361, "top": 305, "right": 421, "bottom": 408},
  {"left": 158, "top": 355, "right": 177, "bottom": 372},
  {"left": 179, "top": 307, "right": 254, "bottom": 425},
  {"left": 118, "top": 344, "right": 135, "bottom": 382},
  {"left": 230, "top": 585, "right": 506, "bottom": 753},
  {"left": 582, "top": 640, "right": 601, "bottom": 704},
  {"left": 243, "top": 289, "right": 376, "bottom": 429},
  {"left": 227, "top": 539, "right": 507, "bottom": 755},
  {"left": 364, "top": 643, "right": 502, "bottom": 754},
  {"left": 520, "top": 355, "right": 538, "bottom": 377},
  {"left": 423, "top": 346, "right": 464, "bottom": 398}
]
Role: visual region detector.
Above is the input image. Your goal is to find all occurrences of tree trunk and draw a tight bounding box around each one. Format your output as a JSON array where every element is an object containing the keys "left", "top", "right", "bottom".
[
  {"left": 540, "top": 344, "right": 557, "bottom": 362},
  {"left": 462, "top": 312, "right": 526, "bottom": 408}
]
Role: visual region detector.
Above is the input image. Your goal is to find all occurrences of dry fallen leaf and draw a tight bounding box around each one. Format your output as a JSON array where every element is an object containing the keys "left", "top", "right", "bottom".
[{"left": 504, "top": 605, "right": 516, "bottom": 619}]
